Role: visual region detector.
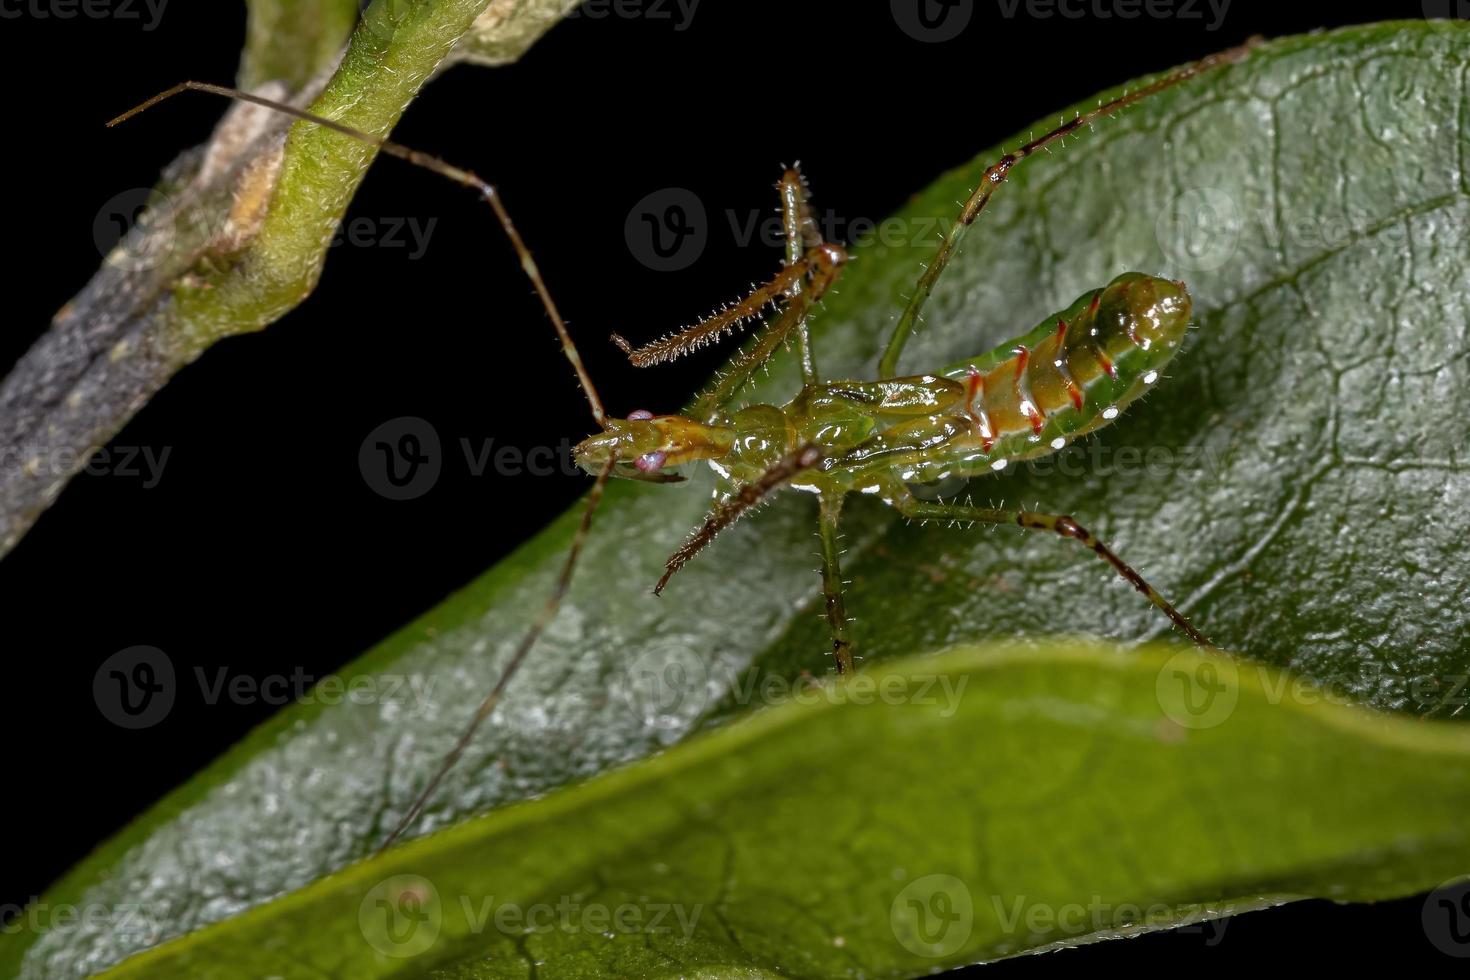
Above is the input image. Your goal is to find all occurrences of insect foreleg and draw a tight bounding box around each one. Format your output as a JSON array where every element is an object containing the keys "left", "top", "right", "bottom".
[
  {"left": 886, "top": 485, "right": 1212, "bottom": 648},
  {"left": 654, "top": 444, "right": 824, "bottom": 596},
  {"left": 691, "top": 243, "right": 846, "bottom": 418},
  {"left": 817, "top": 492, "right": 856, "bottom": 674},
  {"left": 877, "top": 39, "right": 1258, "bottom": 379},
  {"left": 611, "top": 250, "right": 817, "bottom": 367},
  {"left": 612, "top": 168, "right": 839, "bottom": 385}
]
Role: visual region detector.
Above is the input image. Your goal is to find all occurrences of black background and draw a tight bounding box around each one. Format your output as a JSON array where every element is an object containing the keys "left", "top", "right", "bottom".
[{"left": 0, "top": 0, "right": 1460, "bottom": 974}]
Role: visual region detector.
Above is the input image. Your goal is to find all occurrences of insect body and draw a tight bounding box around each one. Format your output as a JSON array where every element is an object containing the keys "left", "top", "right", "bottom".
[
  {"left": 579, "top": 267, "right": 1204, "bottom": 674},
  {"left": 109, "top": 37, "right": 1253, "bottom": 847},
  {"left": 579, "top": 272, "right": 1189, "bottom": 495}
]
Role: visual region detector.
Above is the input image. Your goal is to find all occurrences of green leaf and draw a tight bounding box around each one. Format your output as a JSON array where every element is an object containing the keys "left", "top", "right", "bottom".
[
  {"left": 7, "top": 20, "right": 1470, "bottom": 978},
  {"left": 54, "top": 644, "right": 1470, "bottom": 977}
]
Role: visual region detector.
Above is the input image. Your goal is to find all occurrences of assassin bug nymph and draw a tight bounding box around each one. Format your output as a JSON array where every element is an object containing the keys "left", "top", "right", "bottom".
[{"left": 109, "top": 38, "right": 1255, "bottom": 846}]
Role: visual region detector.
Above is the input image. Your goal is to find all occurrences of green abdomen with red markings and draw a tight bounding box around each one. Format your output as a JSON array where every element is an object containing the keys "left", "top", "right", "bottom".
[{"left": 778, "top": 273, "right": 1194, "bottom": 493}]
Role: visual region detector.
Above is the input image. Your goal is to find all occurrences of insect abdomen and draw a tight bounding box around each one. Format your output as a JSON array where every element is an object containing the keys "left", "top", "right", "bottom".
[{"left": 941, "top": 272, "right": 1192, "bottom": 469}]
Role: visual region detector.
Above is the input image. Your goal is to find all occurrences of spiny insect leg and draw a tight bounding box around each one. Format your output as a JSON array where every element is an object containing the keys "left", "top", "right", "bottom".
[
  {"left": 381, "top": 455, "right": 619, "bottom": 852},
  {"left": 655, "top": 444, "right": 824, "bottom": 596},
  {"left": 889, "top": 489, "right": 1212, "bottom": 648},
  {"left": 877, "top": 38, "right": 1259, "bottom": 379},
  {"left": 611, "top": 257, "right": 812, "bottom": 368},
  {"left": 817, "top": 492, "right": 856, "bottom": 674},
  {"left": 692, "top": 243, "right": 847, "bottom": 418},
  {"left": 611, "top": 167, "right": 835, "bottom": 378},
  {"left": 779, "top": 165, "right": 824, "bottom": 385}
]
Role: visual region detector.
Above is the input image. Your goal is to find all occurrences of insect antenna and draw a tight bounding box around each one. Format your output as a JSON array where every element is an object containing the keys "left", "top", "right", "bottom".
[
  {"left": 109, "top": 81, "right": 608, "bottom": 426},
  {"left": 110, "top": 81, "right": 622, "bottom": 850},
  {"left": 382, "top": 453, "right": 619, "bottom": 850}
]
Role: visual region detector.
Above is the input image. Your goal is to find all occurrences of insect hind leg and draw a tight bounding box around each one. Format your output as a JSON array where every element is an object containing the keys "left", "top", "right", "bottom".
[
  {"left": 887, "top": 485, "right": 1211, "bottom": 648},
  {"left": 817, "top": 492, "right": 857, "bottom": 674}
]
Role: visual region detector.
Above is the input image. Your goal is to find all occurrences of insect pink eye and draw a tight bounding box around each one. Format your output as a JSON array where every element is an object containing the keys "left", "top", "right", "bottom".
[
  {"left": 635, "top": 451, "right": 667, "bottom": 473},
  {"left": 628, "top": 409, "right": 655, "bottom": 420}
]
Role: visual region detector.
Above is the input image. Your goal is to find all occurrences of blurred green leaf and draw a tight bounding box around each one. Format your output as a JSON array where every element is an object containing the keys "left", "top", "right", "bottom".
[{"left": 83, "top": 644, "right": 1470, "bottom": 977}]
